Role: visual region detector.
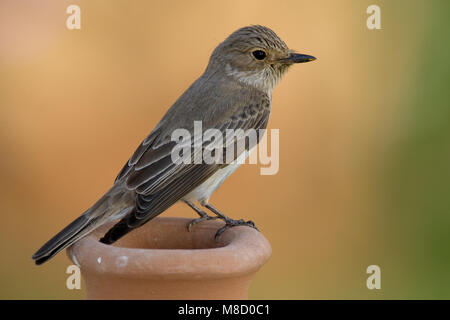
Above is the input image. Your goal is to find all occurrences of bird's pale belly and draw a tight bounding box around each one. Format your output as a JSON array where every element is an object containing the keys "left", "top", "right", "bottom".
[{"left": 182, "top": 146, "right": 254, "bottom": 204}]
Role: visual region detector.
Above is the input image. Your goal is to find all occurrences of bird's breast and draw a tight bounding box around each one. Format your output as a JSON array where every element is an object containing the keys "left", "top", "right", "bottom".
[{"left": 182, "top": 145, "right": 255, "bottom": 204}]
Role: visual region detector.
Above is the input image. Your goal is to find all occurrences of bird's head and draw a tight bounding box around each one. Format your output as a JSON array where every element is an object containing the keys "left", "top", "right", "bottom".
[{"left": 207, "top": 25, "right": 316, "bottom": 94}]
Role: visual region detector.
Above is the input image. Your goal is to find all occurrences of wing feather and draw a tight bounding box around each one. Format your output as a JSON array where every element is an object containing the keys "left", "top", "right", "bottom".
[{"left": 101, "top": 86, "right": 272, "bottom": 244}]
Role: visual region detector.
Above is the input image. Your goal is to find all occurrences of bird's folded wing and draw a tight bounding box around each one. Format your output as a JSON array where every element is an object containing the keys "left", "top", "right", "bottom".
[{"left": 113, "top": 98, "right": 271, "bottom": 225}]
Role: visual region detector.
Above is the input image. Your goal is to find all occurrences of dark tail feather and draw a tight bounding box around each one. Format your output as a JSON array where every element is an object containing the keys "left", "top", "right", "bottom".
[
  {"left": 99, "top": 207, "right": 140, "bottom": 244},
  {"left": 99, "top": 218, "right": 132, "bottom": 245},
  {"left": 32, "top": 215, "right": 90, "bottom": 265}
]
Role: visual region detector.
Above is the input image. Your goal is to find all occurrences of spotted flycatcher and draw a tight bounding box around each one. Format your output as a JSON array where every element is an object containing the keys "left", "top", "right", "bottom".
[{"left": 33, "top": 25, "right": 316, "bottom": 265}]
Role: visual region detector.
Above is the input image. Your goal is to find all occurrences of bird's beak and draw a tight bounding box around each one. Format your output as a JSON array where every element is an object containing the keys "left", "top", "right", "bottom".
[{"left": 280, "top": 53, "right": 316, "bottom": 64}]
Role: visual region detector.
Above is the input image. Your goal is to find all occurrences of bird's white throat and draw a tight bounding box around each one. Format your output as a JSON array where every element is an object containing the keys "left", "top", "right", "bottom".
[{"left": 225, "top": 63, "right": 281, "bottom": 95}]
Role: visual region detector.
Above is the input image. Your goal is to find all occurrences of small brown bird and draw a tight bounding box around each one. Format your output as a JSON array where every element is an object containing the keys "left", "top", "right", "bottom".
[{"left": 32, "top": 25, "right": 316, "bottom": 265}]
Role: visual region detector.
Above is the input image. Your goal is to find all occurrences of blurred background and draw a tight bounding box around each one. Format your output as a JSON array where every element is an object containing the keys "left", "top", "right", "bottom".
[{"left": 1, "top": 0, "right": 449, "bottom": 299}]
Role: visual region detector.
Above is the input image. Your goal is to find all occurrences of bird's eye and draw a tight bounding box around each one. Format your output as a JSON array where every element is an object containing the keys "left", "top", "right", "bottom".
[{"left": 252, "top": 50, "right": 266, "bottom": 60}]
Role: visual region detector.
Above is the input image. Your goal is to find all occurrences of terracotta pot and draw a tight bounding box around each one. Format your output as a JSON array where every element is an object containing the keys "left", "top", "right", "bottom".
[{"left": 67, "top": 217, "right": 272, "bottom": 299}]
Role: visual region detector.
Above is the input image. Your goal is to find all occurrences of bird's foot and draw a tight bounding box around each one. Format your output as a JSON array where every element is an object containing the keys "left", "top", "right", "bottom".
[
  {"left": 201, "top": 203, "right": 259, "bottom": 239},
  {"left": 184, "top": 200, "right": 218, "bottom": 231},
  {"left": 214, "top": 218, "right": 259, "bottom": 240},
  {"left": 187, "top": 213, "right": 218, "bottom": 232}
]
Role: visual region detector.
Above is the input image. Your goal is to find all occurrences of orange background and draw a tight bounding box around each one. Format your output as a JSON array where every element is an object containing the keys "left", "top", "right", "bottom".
[{"left": 1, "top": 0, "right": 449, "bottom": 299}]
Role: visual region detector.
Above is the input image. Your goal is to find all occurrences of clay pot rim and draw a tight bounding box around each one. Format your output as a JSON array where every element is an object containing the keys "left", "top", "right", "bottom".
[{"left": 68, "top": 217, "right": 272, "bottom": 280}]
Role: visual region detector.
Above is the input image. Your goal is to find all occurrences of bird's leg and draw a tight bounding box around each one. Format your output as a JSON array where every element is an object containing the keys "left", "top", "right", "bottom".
[
  {"left": 203, "top": 203, "right": 259, "bottom": 239},
  {"left": 184, "top": 200, "right": 217, "bottom": 231}
]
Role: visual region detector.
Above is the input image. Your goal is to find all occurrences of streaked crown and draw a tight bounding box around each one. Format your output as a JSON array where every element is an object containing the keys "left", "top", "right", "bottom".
[{"left": 206, "top": 25, "right": 312, "bottom": 94}]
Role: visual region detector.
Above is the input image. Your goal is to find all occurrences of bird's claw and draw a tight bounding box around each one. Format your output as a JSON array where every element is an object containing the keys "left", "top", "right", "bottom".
[
  {"left": 187, "top": 215, "right": 218, "bottom": 232},
  {"left": 214, "top": 219, "right": 259, "bottom": 240}
]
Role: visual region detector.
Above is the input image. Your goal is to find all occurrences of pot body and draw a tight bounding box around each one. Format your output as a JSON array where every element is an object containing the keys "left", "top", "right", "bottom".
[
  {"left": 82, "top": 273, "right": 254, "bottom": 300},
  {"left": 67, "top": 217, "right": 272, "bottom": 300}
]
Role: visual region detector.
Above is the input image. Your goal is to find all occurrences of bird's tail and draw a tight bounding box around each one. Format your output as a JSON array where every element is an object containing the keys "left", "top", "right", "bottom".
[
  {"left": 31, "top": 213, "right": 93, "bottom": 265},
  {"left": 32, "top": 190, "right": 126, "bottom": 265}
]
